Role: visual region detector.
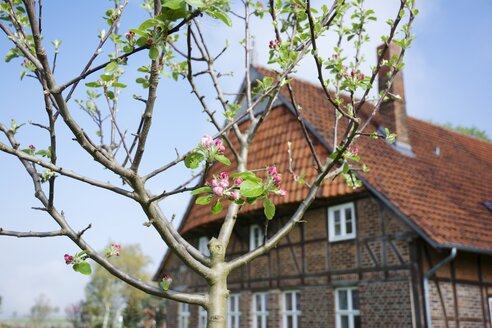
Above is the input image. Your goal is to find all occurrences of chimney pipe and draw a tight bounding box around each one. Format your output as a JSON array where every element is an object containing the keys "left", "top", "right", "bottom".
[{"left": 377, "top": 43, "right": 411, "bottom": 147}]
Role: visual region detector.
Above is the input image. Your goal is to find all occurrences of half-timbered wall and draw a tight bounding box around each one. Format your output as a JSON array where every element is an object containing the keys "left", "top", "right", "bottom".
[
  {"left": 161, "top": 194, "right": 426, "bottom": 327},
  {"left": 423, "top": 246, "right": 492, "bottom": 328}
]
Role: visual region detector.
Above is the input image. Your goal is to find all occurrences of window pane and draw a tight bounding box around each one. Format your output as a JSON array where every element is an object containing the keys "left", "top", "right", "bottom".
[
  {"left": 285, "top": 293, "right": 292, "bottom": 310},
  {"left": 334, "top": 210, "right": 341, "bottom": 236},
  {"left": 295, "top": 292, "right": 301, "bottom": 310},
  {"left": 255, "top": 295, "right": 261, "bottom": 311},
  {"left": 287, "top": 316, "right": 293, "bottom": 328},
  {"left": 338, "top": 290, "right": 348, "bottom": 310},
  {"left": 354, "top": 315, "right": 361, "bottom": 328},
  {"left": 341, "top": 315, "right": 349, "bottom": 328},
  {"left": 345, "top": 207, "right": 352, "bottom": 221},
  {"left": 346, "top": 219, "right": 353, "bottom": 234},
  {"left": 352, "top": 289, "right": 360, "bottom": 310}
]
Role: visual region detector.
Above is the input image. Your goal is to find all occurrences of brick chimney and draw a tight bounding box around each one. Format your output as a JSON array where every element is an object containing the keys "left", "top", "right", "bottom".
[{"left": 377, "top": 43, "right": 411, "bottom": 147}]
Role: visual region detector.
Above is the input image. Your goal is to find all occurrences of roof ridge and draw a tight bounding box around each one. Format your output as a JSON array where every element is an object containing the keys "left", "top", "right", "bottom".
[{"left": 408, "top": 116, "right": 492, "bottom": 145}]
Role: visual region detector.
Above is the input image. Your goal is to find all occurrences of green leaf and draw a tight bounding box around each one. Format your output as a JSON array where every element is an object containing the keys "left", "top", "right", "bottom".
[
  {"left": 106, "top": 90, "right": 115, "bottom": 100},
  {"left": 342, "top": 162, "right": 350, "bottom": 174},
  {"left": 196, "top": 195, "right": 213, "bottom": 205},
  {"left": 85, "top": 82, "right": 101, "bottom": 88},
  {"left": 129, "top": 29, "right": 148, "bottom": 37},
  {"left": 112, "top": 82, "right": 127, "bottom": 88},
  {"left": 263, "top": 197, "right": 275, "bottom": 220},
  {"left": 185, "top": 0, "right": 205, "bottom": 7},
  {"left": 191, "top": 186, "right": 212, "bottom": 195},
  {"left": 104, "top": 61, "right": 118, "bottom": 72},
  {"left": 139, "top": 18, "right": 161, "bottom": 30},
  {"left": 149, "top": 47, "right": 159, "bottom": 60},
  {"left": 184, "top": 152, "right": 204, "bottom": 169},
  {"left": 100, "top": 74, "right": 112, "bottom": 82},
  {"left": 162, "top": 0, "right": 185, "bottom": 10},
  {"left": 240, "top": 180, "right": 264, "bottom": 198},
  {"left": 231, "top": 171, "right": 262, "bottom": 183},
  {"left": 214, "top": 154, "right": 231, "bottom": 166},
  {"left": 206, "top": 7, "right": 232, "bottom": 27},
  {"left": 76, "top": 261, "right": 92, "bottom": 275},
  {"left": 211, "top": 200, "right": 223, "bottom": 214}
]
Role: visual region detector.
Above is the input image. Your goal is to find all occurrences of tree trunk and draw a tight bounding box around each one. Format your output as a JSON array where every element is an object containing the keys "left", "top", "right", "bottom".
[
  {"left": 207, "top": 274, "right": 228, "bottom": 328},
  {"left": 102, "top": 303, "right": 110, "bottom": 328}
]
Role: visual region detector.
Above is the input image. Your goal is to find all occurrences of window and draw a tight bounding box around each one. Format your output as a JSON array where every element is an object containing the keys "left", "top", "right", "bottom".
[
  {"left": 252, "top": 292, "right": 269, "bottom": 328},
  {"left": 250, "top": 224, "right": 264, "bottom": 250},
  {"left": 282, "top": 290, "right": 301, "bottom": 328},
  {"left": 328, "top": 202, "right": 356, "bottom": 241},
  {"left": 489, "top": 297, "right": 492, "bottom": 325},
  {"left": 198, "top": 236, "right": 210, "bottom": 256},
  {"left": 198, "top": 306, "right": 208, "bottom": 328},
  {"left": 227, "top": 293, "right": 241, "bottom": 328},
  {"left": 335, "top": 288, "right": 360, "bottom": 328},
  {"left": 179, "top": 303, "right": 190, "bottom": 328}
]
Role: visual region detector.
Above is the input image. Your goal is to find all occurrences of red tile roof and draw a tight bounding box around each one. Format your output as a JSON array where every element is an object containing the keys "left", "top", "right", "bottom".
[{"left": 179, "top": 66, "right": 492, "bottom": 253}]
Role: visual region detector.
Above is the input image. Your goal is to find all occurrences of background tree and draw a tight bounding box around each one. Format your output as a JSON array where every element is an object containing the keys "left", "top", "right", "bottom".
[
  {"left": 85, "top": 244, "right": 151, "bottom": 328},
  {"left": 29, "top": 294, "right": 57, "bottom": 328},
  {"left": 0, "top": 0, "right": 417, "bottom": 327},
  {"left": 443, "top": 123, "right": 490, "bottom": 142}
]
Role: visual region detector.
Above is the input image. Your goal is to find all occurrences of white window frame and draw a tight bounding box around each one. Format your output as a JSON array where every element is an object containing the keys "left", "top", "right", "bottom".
[
  {"left": 328, "top": 202, "right": 356, "bottom": 242},
  {"left": 249, "top": 224, "right": 264, "bottom": 251},
  {"left": 252, "top": 292, "right": 269, "bottom": 328},
  {"left": 198, "top": 305, "right": 208, "bottom": 328},
  {"left": 489, "top": 297, "right": 492, "bottom": 325},
  {"left": 282, "top": 290, "right": 301, "bottom": 328},
  {"left": 198, "top": 236, "right": 210, "bottom": 256},
  {"left": 227, "top": 293, "right": 241, "bottom": 328},
  {"left": 179, "top": 303, "right": 190, "bottom": 328},
  {"left": 335, "top": 287, "right": 360, "bottom": 328}
]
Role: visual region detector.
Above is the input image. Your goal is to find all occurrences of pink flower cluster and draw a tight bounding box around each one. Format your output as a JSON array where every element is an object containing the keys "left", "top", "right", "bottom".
[
  {"left": 210, "top": 172, "right": 242, "bottom": 199},
  {"left": 64, "top": 254, "right": 74, "bottom": 265},
  {"left": 106, "top": 243, "right": 121, "bottom": 258},
  {"left": 344, "top": 68, "right": 365, "bottom": 81},
  {"left": 267, "top": 166, "right": 287, "bottom": 196},
  {"left": 268, "top": 39, "right": 280, "bottom": 49},
  {"left": 201, "top": 135, "right": 225, "bottom": 153},
  {"left": 125, "top": 31, "right": 135, "bottom": 39}
]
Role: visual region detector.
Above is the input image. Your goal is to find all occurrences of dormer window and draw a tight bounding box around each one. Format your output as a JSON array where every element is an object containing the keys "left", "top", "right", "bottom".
[
  {"left": 328, "top": 202, "right": 356, "bottom": 242},
  {"left": 198, "top": 236, "right": 210, "bottom": 256},
  {"left": 249, "top": 224, "right": 264, "bottom": 251}
]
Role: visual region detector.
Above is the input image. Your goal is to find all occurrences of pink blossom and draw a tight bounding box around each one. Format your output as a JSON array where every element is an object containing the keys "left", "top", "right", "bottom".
[
  {"left": 359, "top": 73, "right": 365, "bottom": 80},
  {"left": 111, "top": 243, "right": 121, "bottom": 250},
  {"left": 234, "top": 178, "right": 243, "bottom": 185},
  {"left": 215, "top": 139, "right": 225, "bottom": 152},
  {"left": 219, "top": 179, "right": 229, "bottom": 188},
  {"left": 213, "top": 186, "right": 224, "bottom": 196},
  {"left": 267, "top": 166, "right": 278, "bottom": 176},
  {"left": 211, "top": 179, "right": 219, "bottom": 187},
  {"left": 268, "top": 39, "right": 280, "bottom": 49},
  {"left": 201, "top": 135, "right": 214, "bottom": 148},
  {"left": 229, "top": 192, "right": 238, "bottom": 200},
  {"left": 279, "top": 189, "right": 287, "bottom": 197},
  {"left": 353, "top": 147, "right": 359, "bottom": 156},
  {"left": 218, "top": 172, "right": 229, "bottom": 180},
  {"left": 64, "top": 254, "right": 74, "bottom": 265},
  {"left": 272, "top": 174, "right": 282, "bottom": 184}
]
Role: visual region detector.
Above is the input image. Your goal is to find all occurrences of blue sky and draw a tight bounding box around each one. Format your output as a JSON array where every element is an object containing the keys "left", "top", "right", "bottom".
[{"left": 0, "top": 0, "right": 491, "bottom": 318}]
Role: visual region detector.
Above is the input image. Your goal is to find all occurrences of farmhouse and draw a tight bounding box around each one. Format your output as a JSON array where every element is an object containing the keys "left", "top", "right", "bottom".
[{"left": 154, "top": 44, "right": 492, "bottom": 328}]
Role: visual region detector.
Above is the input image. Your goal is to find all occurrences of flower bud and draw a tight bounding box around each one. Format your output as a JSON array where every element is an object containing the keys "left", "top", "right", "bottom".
[
  {"left": 234, "top": 178, "right": 243, "bottom": 185},
  {"left": 201, "top": 135, "right": 214, "bottom": 148},
  {"left": 64, "top": 254, "right": 74, "bottom": 265},
  {"left": 160, "top": 274, "right": 173, "bottom": 291}
]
